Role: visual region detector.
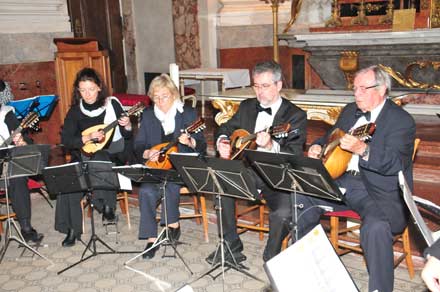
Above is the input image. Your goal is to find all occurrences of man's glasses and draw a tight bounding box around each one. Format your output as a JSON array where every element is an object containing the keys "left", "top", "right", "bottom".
[
  {"left": 153, "top": 95, "right": 171, "bottom": 102},
  {"left": 252, "top": 82, "right": 276, "bottom": 91},
  {"left": 353, "top": 84, "right": 379, "bottom": 93}
]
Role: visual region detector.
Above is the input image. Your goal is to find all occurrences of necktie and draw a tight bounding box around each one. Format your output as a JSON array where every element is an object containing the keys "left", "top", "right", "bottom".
[
  {"left": 355, "top": 109, "right": 371, "bottom": 122},
  {"left": 256, "top": 103, "right": 272, "bottom": 115}
]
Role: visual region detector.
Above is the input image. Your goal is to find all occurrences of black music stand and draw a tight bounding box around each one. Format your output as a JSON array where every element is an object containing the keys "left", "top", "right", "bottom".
[
  {"left": 244, "top": 150, "right": 343, "bottom": 241},
  {"left": 169, "top": 153, "right": 263, "bottom": 288},
  {"left": 0, "top": 144, "right": 52, "bottom": 264},
  {"left": 42, "top": 160, "right": 124, "bottom": 275},
  {"left": 115, "top": 165, "right": 193, "bottom": 274}
]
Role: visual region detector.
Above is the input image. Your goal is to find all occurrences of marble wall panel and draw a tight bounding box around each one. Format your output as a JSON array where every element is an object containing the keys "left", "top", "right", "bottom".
[{"left": 0, "top": 61, "right": 61, "bottom": 150}]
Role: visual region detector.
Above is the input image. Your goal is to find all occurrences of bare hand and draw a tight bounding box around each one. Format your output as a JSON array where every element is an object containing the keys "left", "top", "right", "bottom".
[
  {"left": 308, "top": 144, "right": 322, "bottom": 159},
  {"left": 84, "top": 130, "right": 105, "bottom": 144},
  {"left": 118, "top": 116, "right": 132, "bottom": 129},
  {"left": 12, "top": 133, "right": 26, "bottom": 146},
  {"left": 422, "top": 256, "right": 440, "bottom": 292},
  {"left": 256, "top": 131, "right": 272, "bottom": 150},
  {"left": 217, "top": 138, "right": 231, "bottom": 159},
  {"left": 143, "top": 149, "right": 161, "bottom": 162},
  {"left": 178, "top": 133, "right": 194, "bottom": 148},
  {"left": 340, "top": 134, "right": 367, "bottom": 155}
]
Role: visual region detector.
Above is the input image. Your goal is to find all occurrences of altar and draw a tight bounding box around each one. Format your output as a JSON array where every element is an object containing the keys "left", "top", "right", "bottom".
[{"left": 206, "top": 87, "right": 439, "bottom": 126}]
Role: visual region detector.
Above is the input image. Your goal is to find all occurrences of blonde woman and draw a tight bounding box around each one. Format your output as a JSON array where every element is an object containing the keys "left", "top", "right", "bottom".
[{"left": 134, "top": 74, "right": 206, "bottom": 259}]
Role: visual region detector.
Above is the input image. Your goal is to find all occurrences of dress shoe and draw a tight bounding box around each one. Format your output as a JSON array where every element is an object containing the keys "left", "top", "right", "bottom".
[
  {"left": 102, "top": 205, "right": 116, "bottom": 222},
  {"left": 142, "top": 242, "right": 159, "bottom": 259},
  {"left": 205, "top": 238, "right": 245, "bottom": 264},
  {"left": 168, "top": 226, "right": 181, "bottom": 242},
  {"left": 62, "top": 229, "right": 78, "bottom": 247},
  {"left": 205, "top": 249, "right": 247, "bottom": 265},
  {"left": 21, "top": 228, "right": 44, "bottom": 244}
]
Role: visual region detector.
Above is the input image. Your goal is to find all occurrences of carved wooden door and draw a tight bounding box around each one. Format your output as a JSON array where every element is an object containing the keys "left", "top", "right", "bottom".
[{"left": 67, "top": 0, "right": 127, "bottom": 93}]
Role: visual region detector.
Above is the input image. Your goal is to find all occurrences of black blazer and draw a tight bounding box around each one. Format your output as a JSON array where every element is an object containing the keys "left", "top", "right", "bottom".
[
  {"left": 134, "top": 104, "right": 207, "bottom": 163},
  {"left": 216, "top": 97, "right": 307, "bottom": 156},
  {"left": 425, "top": 238, "right": 440, "bottom": 259},
  {"left": 315, "top": 99, "right": 416, "bottom": 233}
]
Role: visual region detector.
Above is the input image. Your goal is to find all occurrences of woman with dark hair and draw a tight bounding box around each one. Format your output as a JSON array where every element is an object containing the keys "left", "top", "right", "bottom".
[
  {"left": 134, "top": 74, "right": 206, "bottom": 259},
  {"left": 55, "top": 67, "right": 133, "bottom": 247}
]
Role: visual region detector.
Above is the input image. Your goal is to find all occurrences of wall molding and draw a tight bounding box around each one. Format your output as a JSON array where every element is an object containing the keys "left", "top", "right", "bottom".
[{"left": 0, "top": 0, "right": 71, "bottom": 33}]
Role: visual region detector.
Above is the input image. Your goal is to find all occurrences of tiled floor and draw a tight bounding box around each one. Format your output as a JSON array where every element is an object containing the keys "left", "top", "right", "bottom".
[{"left": 0, "top": 192, "right": 428, "bottom": 292}]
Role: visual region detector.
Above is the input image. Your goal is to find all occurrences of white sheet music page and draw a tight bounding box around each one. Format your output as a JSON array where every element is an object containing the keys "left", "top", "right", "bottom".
[{"left": 264, "top": 224, "right": 358, "bottom": 292}]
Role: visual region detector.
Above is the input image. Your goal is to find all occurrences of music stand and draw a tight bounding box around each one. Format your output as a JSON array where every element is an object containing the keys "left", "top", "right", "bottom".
[
  {"left": 116, "top": 165, "right": 193, "bottom": 274},
  {"left": 42, "top": 160, "right": 125, "bottom": 274},
  {"left": 8, "top": 95, "right": 58, "bottom": 120},
  {"left": 0, "top": 144, "right": 52, "bottom": 264},
  {"left": 169, "top": 153, "right": 263, "bottom": 288},
  {"left": 244, "top": 150, "right": 342, "bottom": 241}
]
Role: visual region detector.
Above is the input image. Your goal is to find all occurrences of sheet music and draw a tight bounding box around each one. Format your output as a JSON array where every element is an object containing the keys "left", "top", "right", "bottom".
[
  {"left": 265, "top": 224, "right": 358, "bottom": 292},
  {"left": 398, "top": 172, "right": 435, "bottom": 246}
]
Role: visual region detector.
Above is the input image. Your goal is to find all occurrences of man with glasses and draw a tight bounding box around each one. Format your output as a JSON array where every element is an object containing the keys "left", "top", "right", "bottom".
[
  {"left": 301, "top": 65, "right": 415, "bottom": 292},
  {"left": 207, "top": 60, "right": 307, "bottom": 264}
]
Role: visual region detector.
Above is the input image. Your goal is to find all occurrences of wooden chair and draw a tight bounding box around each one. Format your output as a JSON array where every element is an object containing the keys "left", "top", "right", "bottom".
[
  {"left": 155, "top": 187, "right": 209, "bottom": 243},
  {"left": 321, "top": 138, "right": 421, "bottom": 278},
  {"left": 0, "top": 191, "right": 16, "bottom": 234},
  {"left": 81, "top": 190, "right": 131, "bottom": 233},
  {"left": 235, "top": 199, "right": 269, "bottom": 241}
]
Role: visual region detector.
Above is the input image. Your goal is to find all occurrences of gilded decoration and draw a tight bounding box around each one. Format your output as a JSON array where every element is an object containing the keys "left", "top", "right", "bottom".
[
  {"left": 211, "top": 98, "right": 342, "bottom": 126},
  {"left": 339, "top": 51, "right": 359, "bottom": 89},
  {"left": 432, "top": 0, "right": 440, "bottom": 28},
  {"left": 379, "top": 62, "right": 440, "bottom": 90},
  {"left": 283, "top": 0, "right": 303, "bottom": 33}
]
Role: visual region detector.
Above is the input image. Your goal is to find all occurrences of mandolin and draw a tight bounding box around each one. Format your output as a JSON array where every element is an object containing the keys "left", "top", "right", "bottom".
[
  {"left": 145, "top": 117, "right": 206, "bottom": 169},
  {"left": 229, "top": 123, "right": 291, "bottom": 160},
  {"left": 81, "top": 102, "right": 145, "bottom": 155},
  {"left": 320, "top": 123, "right": 376, "bottom": 179},
  {"left": 0, "top": 112, "right": 39, "bottom": 147}
]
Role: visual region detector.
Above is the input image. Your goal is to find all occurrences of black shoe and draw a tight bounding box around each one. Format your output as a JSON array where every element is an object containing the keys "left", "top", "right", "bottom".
[
  {"left": 142, "top": 242, "right": 159, "bottom": 259},
  {"left": 168, "top": 226, "right": 181, "bottom": 242},
  {"left": 102, "top": 205, "right": 116, "bottom": 222},
  {"left": 205, "top": 249, "right": 247, "bottom": 265},
  {"left": 62, "top": 229, "right": 78, "bottom": 247},
  {"left": 21, "top": 228, "right": 44, "bottom": 244}
]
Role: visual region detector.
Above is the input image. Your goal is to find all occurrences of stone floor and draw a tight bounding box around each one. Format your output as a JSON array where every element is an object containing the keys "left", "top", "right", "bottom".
[{"left": 0, "top": 192, "right": 429, "bottom": 292}]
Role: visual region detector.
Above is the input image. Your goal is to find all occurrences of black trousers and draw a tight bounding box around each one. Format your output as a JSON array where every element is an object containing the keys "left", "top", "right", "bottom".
[
  {"left": 7, "top": 177, "right": 32, "bottom": 226},
  {"left": 296, "top": 173, "right": 407, "bottom": 292},
  {"left": 215, "top": 168, "right": 293, "bottom": 261},
  {"left": 54, "top": 150, "right": 117, "bottom": 236}
]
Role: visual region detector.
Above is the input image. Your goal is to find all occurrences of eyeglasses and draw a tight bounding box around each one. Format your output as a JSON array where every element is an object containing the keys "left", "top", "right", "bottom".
[
  {"left": 78, "top": 87, "right": 98, "bottom": 94},
  {"left": 153, "top": 95, "right": 171, "bottom": 102},
  {"left": 353, "top": 84, "right": 379, "bottom": 93},
  {"left": 253, "top": 83, "right": 276, "bottom": 91}
]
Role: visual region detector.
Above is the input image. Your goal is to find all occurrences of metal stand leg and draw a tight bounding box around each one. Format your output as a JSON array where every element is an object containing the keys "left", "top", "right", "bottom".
[
  {"left": 179, "top": 190, "right": 264, "bottom": 292},
  {"left": 0, "top": 164, "right": 52, "bottom": 265},
  {"left": 124, "top": 179, "right": 193, "bottom": 275}
]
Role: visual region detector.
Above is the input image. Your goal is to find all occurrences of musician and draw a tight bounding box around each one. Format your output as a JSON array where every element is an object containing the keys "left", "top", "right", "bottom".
[
  {"left": 134, "top": 74, "right": 206, "bottom": 259},
  {"left": 300, "top": 65, "right": 415, "bottom": 292},
  {"left": 213, "top": 60, "right": 307, "bottom": 264},
  {"left": 0, "top": 103, "right": 43, "bottom": 243},
  {"left": 56, "top": 67, "right": 133, "bottom": 247},
  {"left": 423, "top": 239, "right": 440, "bottom": 292}
]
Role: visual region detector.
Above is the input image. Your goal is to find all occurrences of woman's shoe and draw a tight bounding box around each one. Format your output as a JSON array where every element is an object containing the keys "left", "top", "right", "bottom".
[
  {"left": 62, "top": 229, "right": 77, "bottom": 247},
  {"left": 142, "top": 242, "right": 159, "bottom": 259}
]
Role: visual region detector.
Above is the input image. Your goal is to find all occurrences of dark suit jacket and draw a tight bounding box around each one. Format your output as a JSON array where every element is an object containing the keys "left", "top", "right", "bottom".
[
  {"left": 216, "top": 97, "right": 307, "bottom": 156},
  {"left": 134, "top": 104, "right": 207, "bottom": 163},
  {"left": 315, "top": 99, "right": 416, "bottom": 232},
  {"left": 425, "top": 238, "right": 440, "bottom": 259}
]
